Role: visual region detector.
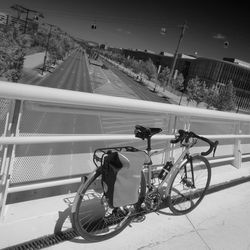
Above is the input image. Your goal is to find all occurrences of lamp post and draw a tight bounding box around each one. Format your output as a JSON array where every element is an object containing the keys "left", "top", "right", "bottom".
[
  {"left": 163, "top": 21, "right": 188, "bottom": 91},
  {"left": 41, "top": 23, "right": 55, "bottom": 75}
]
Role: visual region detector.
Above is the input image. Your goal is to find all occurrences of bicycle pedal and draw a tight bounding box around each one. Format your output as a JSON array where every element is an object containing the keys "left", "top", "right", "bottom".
[{"left": 132, "top": 214, "right": 146, "bottom": 223}]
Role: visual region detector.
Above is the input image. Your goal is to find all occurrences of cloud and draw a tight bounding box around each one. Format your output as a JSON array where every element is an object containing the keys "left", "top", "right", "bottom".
[
  {"left": 213, "top": 33, "right": 226, "bottom": 39},
  {"left": 116, "top": 28, "right": 123, "bottom": 32}
]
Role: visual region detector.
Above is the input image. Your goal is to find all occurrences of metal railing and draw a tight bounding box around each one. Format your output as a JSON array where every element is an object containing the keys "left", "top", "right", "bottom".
[{"left": 0, "top": 80, "right": 250, "bottom": 219}]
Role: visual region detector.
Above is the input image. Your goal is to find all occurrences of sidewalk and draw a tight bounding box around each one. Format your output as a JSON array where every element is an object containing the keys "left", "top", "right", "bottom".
[{"left": 49, "top": 180, "right": 250, "bottom": 250}]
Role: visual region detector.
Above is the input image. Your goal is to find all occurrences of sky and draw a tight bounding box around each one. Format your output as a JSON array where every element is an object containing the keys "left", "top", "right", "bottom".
[{"left": 1, "top": 0, "right": 250, "bottom": 62}]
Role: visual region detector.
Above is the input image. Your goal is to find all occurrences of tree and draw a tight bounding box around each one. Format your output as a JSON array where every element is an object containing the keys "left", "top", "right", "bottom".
[
  {"left": 131, "top": 60, "right": 143, "bottom": 74},
  {"left": 171, "top": 72, "right": 184, "bottom": 91},
  {"left": 123, "top": 57, "right": 133, "bottom": 68},
  {"left": 142, "top": 58, "right": 157, "bottom": 81},
  {"left": 0, "top": 26, "right": 24, "bottom": 82},
  {"left": 186, "top": 76, "right": 206, "bottom": 106},
  {"left": 204, "top": 87, "right": 219, "bottom": 109},
  {"left": 214, "top": 81, "right": 236, "bottom": 111},
  {"left": 158, "top": 66, "right": 170, "bottom": 87}
]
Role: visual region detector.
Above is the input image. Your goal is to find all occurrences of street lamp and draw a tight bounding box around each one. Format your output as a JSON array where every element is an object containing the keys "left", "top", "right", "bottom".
[{"left": 41, "top": 23, "right": 56, "bottom": 75}]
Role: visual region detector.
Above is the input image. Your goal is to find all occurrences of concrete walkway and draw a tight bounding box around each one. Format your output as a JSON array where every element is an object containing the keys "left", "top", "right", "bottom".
[{"left": 49, "top": 180, "right": 250, "bottom": 250}]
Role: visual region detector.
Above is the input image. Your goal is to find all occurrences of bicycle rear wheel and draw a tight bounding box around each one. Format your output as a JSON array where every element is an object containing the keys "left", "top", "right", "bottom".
[
  {"left": 72, "top": 168, "right": 146, "bottom": 241},
  {"left": 168, "top": 155, "right": 211, "bottom": 215}
]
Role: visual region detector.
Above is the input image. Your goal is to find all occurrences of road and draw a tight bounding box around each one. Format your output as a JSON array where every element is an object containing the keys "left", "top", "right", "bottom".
[
  {"left": 10, "top": 49, "right": 104, "bottom": 191},
  {"left": 38, "top": 50, "right": 92, "bottom": 92}
]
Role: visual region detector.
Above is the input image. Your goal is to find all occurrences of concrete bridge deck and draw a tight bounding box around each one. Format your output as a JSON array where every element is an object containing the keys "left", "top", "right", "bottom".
[{"left": 0, "top": 162, "right": 249, "bottom": 249}]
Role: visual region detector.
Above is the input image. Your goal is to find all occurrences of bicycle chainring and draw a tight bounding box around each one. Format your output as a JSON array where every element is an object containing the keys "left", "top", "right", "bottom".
[{"left": 144, "top": 190, "right": 162, "bottom": 211}]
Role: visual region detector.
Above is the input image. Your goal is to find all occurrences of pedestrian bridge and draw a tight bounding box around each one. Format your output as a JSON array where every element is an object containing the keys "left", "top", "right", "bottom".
[{"left": 0, "top": 79, "right": 250, "bottom": 222}]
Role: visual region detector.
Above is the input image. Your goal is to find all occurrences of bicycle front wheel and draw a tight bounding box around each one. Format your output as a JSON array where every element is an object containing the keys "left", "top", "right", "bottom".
[
  {"left": 72, "top": 168, "right": 146, "bottom": 242},
  {"left": 168, "top": 155, "right": 211, "bottom": 215}
]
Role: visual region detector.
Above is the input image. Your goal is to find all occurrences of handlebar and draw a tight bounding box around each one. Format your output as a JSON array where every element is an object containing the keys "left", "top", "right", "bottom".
[{"left": 171, "top": 129, "right": 218, "bottom": 157}]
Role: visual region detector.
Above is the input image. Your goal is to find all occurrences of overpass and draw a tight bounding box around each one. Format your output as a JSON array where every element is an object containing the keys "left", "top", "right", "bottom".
[{"left": 0, "top": 79, "right": 250, "bottom": 248}]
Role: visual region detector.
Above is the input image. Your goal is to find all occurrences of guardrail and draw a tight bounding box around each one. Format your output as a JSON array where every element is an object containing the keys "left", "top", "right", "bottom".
[{"left": 0, "top": 80, "right": 250, "bottom": 220}]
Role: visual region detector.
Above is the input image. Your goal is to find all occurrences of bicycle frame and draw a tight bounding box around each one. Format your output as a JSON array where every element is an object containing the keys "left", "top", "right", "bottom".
[{"left": 143, "top": 143, "right": 194, "bottom": 198}]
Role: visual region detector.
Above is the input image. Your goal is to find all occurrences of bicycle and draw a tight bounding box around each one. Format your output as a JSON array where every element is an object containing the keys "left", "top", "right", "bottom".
[{"left": 71, "top": 125, "right": 218, "bottom": 241}]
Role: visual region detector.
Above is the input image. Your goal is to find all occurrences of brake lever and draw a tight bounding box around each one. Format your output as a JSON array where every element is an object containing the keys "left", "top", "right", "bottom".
[{"left": 213, "top": 141, "right": 219, "bottom": 157}]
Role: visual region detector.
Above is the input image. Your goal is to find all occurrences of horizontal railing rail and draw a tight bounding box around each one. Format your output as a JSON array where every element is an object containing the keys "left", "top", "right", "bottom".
[
  {"left": 1, "top": 81, "right": 250, "bottom": 121},
  {"left": 1, "top": 134, "right": 250, "bottom": 145}
]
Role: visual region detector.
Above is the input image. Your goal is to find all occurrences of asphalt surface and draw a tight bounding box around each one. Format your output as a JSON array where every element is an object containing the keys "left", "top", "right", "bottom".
[
  {"left": 39, "top": 50, "right": 92, "bottom": 92},
  {"left": 11, "top": 50, "right": 104, "bottom": 189}
]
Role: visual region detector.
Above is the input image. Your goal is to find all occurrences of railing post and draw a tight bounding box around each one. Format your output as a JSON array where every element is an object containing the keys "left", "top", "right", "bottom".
[
  {"left": 0, "top": 100, "right": 22, "bottom": 221},
  {"left": 233, "top": 122, "right": 242, "bottom": 169},
  {"left": 168, "top": 114, "right": 179, "bottom": 162},
  {"left": 183, "top": 117, "right": 191, "bottom": 131},
  {"left": 0, "top": 100, "right": 13, "bottom": 222},
  {"left": 163, "top": 115, "right": 173, "bottom": 163}
]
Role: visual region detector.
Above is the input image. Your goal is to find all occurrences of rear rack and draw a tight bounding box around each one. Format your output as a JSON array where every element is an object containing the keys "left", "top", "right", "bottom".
[{"left": 93, "top": 146, "right": 140, "bottom": 168}]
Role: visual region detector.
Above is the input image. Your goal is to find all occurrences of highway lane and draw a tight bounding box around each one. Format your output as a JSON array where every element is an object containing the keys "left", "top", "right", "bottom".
[
  {"left": 12, "top": 49, "right": 104, "bottom": 185},
  {"left": 39, "top": 50, "right": 92, "bottom": 92}
]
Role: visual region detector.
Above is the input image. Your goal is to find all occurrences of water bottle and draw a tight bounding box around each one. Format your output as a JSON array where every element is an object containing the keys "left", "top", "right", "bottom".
[{"left": 158, "top": 161, "right": 173, "bottom": 180}]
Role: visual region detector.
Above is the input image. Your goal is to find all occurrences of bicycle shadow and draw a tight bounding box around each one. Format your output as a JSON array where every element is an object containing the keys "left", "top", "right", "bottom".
[
  {"left": 53, "top": 196, "right": 89, "bottom": 244},
  {"left": 53, "top": 196, "right": 176, "bottom": 244}
]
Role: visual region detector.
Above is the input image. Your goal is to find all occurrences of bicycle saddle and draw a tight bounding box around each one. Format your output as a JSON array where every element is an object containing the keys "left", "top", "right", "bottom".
[{"left": 134, "top": 125, "right": 162, "bottom": 140}]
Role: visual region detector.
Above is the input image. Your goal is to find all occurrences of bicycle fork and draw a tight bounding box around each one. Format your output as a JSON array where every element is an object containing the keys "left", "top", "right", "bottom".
[{"left": 183, "top": 155, "right": 195, "bottom": 189}]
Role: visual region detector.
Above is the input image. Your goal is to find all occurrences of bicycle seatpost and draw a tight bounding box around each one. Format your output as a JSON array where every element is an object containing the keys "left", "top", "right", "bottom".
[{"left": 146, "top": 136, "right": 152, "bottom": 153}]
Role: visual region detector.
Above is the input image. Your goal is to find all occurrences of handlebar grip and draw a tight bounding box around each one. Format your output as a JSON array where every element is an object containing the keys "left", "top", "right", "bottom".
[
  {"left": 201, "top": 140, "right": 218, "bottom": 156},
  {"left": 201, "top": 146, "right": 213, "bottom": 156}
]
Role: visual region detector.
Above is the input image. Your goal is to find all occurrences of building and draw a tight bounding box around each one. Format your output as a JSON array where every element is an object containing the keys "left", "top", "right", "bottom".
[{"left": 188, "top": 57, "right": 250, "bottom": 111}]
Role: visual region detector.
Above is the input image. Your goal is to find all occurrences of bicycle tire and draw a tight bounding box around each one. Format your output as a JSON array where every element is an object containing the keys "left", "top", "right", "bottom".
[
  {"left": 72, "top": 168, "right": 146, "bottom": 242},
  {"left": 168, "top": 155, "right": 211, "bottom": 215}
]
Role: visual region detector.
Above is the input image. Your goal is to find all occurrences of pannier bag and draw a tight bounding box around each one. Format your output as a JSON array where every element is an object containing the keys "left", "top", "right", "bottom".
[{"left": 101, "top": 150, "right": 148, "bottom": 208}]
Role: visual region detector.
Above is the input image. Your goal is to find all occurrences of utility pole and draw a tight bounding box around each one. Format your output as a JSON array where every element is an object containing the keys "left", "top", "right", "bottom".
[
  {"left": 163, "top": 21, "right": 188, "bottom": 91},
  {"left": 10, "top": 4, "right": 44, "bottom": 33},
  {"left": 41, "top": 23, "right": 55, "bottom": 75}
]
